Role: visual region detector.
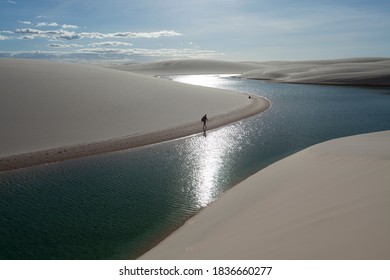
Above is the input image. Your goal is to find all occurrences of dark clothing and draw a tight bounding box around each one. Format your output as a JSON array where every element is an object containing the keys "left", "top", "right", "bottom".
[{"left": 201, "top": 115, "right": 208, "bottom": 131}]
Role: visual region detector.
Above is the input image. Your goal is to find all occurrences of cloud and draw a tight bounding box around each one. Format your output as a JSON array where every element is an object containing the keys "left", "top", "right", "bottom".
[
  {"left": 58, "top": 30, "right": 80, "bottom": 40},
  {"left": 0, "top": 47, "right": 221, "bottom": 62},
  {"left": 19, "top": 35, "right": 36, "bottom": 40},
  {"left": 88, "top": 41, "right": 133, "bottom": 47},
  {"left": 18, "top": 21, "right": 32, "bottom": 25},
  {"left": 36, "top": 22, "right": 59, "bottom": 27},
  {"left": 14, "top": 28, "right": 81, "bottom": 40},
  {"left": 12, "top": 28, "right": 181, "bottom": 41},
  {"left": 14, "top": 28, "right": 41, "bottom": 34},
  {"left": 62, "top": 24, "right": 79, "bottom": 29},
  {"left": 15, "top": 21, "right": 78, "bottom": 30},
  {"left": 48, "top": 43, "right": 83, "bottom": 48},
  {"left": 109, "top": 30, "right": 182, "bottom": 39},
  {"left": 79, "top": 30, "right": 182, "bottom": 40},
  {"left": 3, "top": 21, "right": 186, "bottom": 62}
]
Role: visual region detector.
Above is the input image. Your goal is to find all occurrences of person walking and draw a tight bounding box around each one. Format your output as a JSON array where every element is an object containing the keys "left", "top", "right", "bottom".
[{"left": 201, "top": 114, "right": 208, "bottom": 131}]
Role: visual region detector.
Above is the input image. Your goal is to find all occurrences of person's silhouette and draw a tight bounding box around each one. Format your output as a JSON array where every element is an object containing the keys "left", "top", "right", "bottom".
[{"left": 201, "top": 114, "right": 208, "bottom": 132}]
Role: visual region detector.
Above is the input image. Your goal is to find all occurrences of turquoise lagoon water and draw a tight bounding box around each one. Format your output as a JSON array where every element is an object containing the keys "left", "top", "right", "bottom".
[{"left": 0, "top": 76, "right": 389, "bottom": 259}]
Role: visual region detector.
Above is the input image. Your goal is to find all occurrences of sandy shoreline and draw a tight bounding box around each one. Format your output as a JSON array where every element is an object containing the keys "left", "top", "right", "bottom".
[
  {"left": 0, "top": 59, "right": 269, "bottom": 171},
  {"left": 0, "top": 94, "right": 267, "bottom": 171},
  {"left": 140, "top": 130, "right": 390, "bottom": 259}
]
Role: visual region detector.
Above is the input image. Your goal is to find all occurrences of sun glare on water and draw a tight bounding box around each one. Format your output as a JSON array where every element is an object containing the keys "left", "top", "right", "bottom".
[
  {"left": 172, "top": 74, "right": 239, "bottom": 89},
  {"left": 175, "top": 124, "right": 245, "bottom": 208}
]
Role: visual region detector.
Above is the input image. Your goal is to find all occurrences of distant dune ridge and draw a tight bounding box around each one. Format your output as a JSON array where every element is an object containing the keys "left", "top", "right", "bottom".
[
  {"left": 108, "top": 59, "right": 261, "bottom": 75},
  {"left": 240, "top": 58, "right": 390, "bottom": 86},
  {"left": 113, "top": 57, "right": 390, "bottom": 86}
]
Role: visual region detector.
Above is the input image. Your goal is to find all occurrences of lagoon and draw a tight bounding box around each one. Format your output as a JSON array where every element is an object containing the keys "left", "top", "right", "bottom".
[{"left": 0, "top": 76, "right": 389, "bottom": 259}]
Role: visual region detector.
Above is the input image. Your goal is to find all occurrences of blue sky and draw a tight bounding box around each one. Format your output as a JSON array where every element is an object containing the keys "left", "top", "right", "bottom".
[{"left": 1, "top": 0, "right": 389, "bottom": 62}]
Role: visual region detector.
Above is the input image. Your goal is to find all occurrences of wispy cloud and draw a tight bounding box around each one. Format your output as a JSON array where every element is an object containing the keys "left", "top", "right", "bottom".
[
  {"left": 36, "top": 22, "right": 59, "bottom": 27},
  {"left": 18, "top": 20, "right": 32, "bottom": 25},
  {"left": 0, "top": 47, "right": 221, "bottom": 62},
  {"left": 88, "top": 41, "right": 133, "bottom": 47},
  {"left": 61, "top": 24, "right": 79, "bottom": 29},
  {"left": 0, "top": 12, "right": 208, "bottom": 62},
  {"left": 12, "top": 28, "right": 181, "bottom": 41},
  {"left": 79, "top": 30, "right": 182, "bottom": 40},
  {"left": 48, "top": 43, "right": 83, "bottom": 48},
  {"left": 109, "top": 30, "right": 182, "bottom": 39},
  {"left": 16, "top": 20, "right": 79, "bottom": 29},
  {"left": 3, "top": 21, "right": 186, "bottom": 61},
  {"left": 14, "top": 28, "right": 80, "bottom": 40}
]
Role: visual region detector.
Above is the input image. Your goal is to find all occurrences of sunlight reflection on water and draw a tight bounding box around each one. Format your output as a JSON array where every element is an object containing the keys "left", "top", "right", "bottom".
[
  {"left": 172, "top": 74, "right": 240, "bottom": 89},
  {"left": 174, "top": 124, "right": 245, "bottom": 208}
]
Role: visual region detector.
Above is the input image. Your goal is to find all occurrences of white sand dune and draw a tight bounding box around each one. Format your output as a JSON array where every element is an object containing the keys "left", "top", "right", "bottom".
[
  {"left": 140, "top": 131, "right": 390, "bottom": 259},
  {"left": 108, "top": 59, "right": 261, "bottom": 75},
  {"left": 0, "top": 59, "right": 269, "bottom": 170},
  {"left": 240, "top": 58, "right": 390, "bottom": 86},
  {"left": 112, "top": 58, "right": 390, "bottom": 86}
]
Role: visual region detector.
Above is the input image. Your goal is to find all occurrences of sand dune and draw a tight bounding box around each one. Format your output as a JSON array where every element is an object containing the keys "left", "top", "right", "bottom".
[
  {"left": 140, "top": 131, "right": 390, "bottom": 259},
  {"left": 0, "top": 59, "right": 269, "bottom": 170},
  {"left": 240, "top": 58, "right": 390, "bottom": 86},
  {"left": 108, "top": 59, "right": 260, "bottom": 75},
  {"left": 111, "top": 58, "right": 390, "bottom": 86}
]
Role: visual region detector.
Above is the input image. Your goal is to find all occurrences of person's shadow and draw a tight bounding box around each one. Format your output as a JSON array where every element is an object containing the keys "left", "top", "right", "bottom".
[{"left": 203, "top": 130, "right": 207, "bottom": 137}]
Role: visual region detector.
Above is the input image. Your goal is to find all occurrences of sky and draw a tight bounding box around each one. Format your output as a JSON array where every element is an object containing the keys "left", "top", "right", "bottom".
[{"left": 1, "top": 0, "right": 389, "bottom": 63}]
